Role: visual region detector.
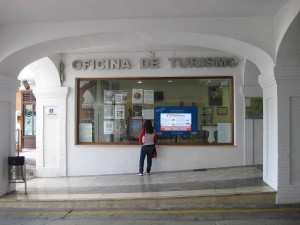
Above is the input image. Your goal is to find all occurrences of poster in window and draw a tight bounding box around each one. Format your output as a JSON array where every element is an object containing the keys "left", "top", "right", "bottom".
[
  {"left": 144, "top": 90, "right": 154, "bottom": 104},
  {"left": 104, "top": 90, "right": 115, "bottom": 104},
  {"left": 217, "top": 107, "right": 228, "bottom": 115},
  {"left": 129, "top": 118, "right": 143, "bottom": 138},
  {"left": 208, "top": 86, "right": 222, "bottom": 106},
  {"left": 217, "top": 123, "right": 232, "bottom": 143},
  {"left": 115, "top": 105, "right": 125, "bottom": 119},
  {"left": 122, "top": 91, "right": 128, "bottom": 103},
  {"left": 132, "top": 89, "right": 143, "bottom": 104},
  {"left": 115, "top": 90, "right": 128, "bottom": 104},
  {"left": 132, "top": 105, "right": 143, "bottom": 118},
  {"left": 142, "top": 109, "right": 154, "bottom": 120},
  {"left": 115, "top": 93, "right": 123, "bottom": 104},
  {"left": 202, "top": 107, "right": 213, "bottom": 115},
  {"left": 104, "top": 105, "right": 114, "bottom": 119},
  {"left": 104, "top": 120, "right": 114, "bottom": 134},
  {"left": 79, "top": 123, "right": 93, "bottom": 142}
]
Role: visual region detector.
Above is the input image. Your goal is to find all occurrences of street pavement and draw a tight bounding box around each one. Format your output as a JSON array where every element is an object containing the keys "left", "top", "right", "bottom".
[{"left": 0, "top": 205, "right": 300, "bottom": 225}]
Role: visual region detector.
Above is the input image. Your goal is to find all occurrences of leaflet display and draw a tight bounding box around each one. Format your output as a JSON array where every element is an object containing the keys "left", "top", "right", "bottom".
[
  {"left": 160, "top": 113, "right": 192, "bottom": 131},
  {"left": 155, "top": 106, "right": 198, "bottom": 135}
]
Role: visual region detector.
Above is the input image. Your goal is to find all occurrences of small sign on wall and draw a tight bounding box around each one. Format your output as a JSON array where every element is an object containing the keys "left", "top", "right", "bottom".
[{"left": 44, "top": 106, "right": 58, "bottom": 118}]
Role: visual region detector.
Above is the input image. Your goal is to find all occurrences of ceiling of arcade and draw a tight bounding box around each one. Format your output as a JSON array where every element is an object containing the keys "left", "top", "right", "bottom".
[
  {"left": 0, "top": 0, "right": 289, "bottom": 25},
  {"left": 276, "top": 12, "right": 300, "bottom": 66},
  {"left": 0, "top": 0, "right": 298, "bottom": 78}
]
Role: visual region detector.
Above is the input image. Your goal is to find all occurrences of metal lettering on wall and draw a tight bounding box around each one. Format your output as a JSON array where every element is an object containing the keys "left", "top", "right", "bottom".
[
  {"left": 168, "top": 57, "right": 238, "bottom": 68},
  {"left": 72, "top": 57, "right": 238, "bottom": 70}
]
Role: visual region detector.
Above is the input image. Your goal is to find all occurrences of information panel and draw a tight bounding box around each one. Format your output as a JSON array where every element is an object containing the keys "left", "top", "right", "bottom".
[
  {"left": 160, "top": 113, "right": 192, "bottom": 131},
  {"left": 155, "top": 106, "right": 198, "bottom": 135}
]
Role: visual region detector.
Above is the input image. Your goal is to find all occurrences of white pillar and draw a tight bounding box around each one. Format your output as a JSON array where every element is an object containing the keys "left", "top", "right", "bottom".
[
  {"left": 0, "top": 75, "right": 19, "bottom": 196},
  {"left": 274, "top": 66, "right": 300, "bottom": 204},
  {"left": 34, "top": 87, "right": 68, "bottom": 177},
  {"left": 259, "top": 74, "right": 278, "bottom": 191}
]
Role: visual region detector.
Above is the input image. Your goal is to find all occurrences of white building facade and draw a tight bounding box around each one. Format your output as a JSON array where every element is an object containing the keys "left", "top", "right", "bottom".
[{"left": 0, "top": 0, "right": 300, "bottom": 204}]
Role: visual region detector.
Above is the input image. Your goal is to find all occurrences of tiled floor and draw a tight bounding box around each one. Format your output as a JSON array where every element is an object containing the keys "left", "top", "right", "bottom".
[
  {"left": 2, "top": 150, "right": 276, "bottom": 208},
  {"left": 16, "top": 166, "right": 265, "bottom": 194},
  {"left": 0, "top": 165, "right": 275, "bottom": 204}
]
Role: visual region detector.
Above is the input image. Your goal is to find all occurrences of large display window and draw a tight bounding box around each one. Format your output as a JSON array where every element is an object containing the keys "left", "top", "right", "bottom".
[{"left": 76, "top": 77, "right": 234, "bottom": 145}]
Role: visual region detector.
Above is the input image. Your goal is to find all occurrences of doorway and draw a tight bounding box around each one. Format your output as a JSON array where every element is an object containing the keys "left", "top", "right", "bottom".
[{"left": 22, "top": 92, "right": 36, "bottom": 149}]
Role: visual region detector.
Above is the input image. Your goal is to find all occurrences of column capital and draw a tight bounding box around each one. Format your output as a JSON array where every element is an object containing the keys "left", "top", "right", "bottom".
[
  {"left": 274, "top": 66, "right": 300, "bottom": 85},
  {"left": 258, "top": 73, "right": 276, "bottom": 89}
]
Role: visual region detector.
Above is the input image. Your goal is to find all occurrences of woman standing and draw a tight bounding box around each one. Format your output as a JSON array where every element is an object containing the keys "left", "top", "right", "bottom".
[{"left": 138, "top": 120, "right": 157, "bottom": 176}]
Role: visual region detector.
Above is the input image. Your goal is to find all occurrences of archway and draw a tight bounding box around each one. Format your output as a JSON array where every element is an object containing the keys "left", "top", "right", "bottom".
[
  {"left": 0, "top": 30, "right": 275, "bottom": 195},
  {"left": 0, "top": 31, "right": 274, "bottom": 79},
  {"left": 273, "top": 12, "right": 300, "bottom": 204}
]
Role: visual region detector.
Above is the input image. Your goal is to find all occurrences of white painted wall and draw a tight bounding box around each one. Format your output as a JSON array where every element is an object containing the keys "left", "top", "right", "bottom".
[
  {"left": 0, "top": 75, "right": 19, "bottom": 196},
  {"left": 62, "top": 50, "right": 246, "bottom": 176}
]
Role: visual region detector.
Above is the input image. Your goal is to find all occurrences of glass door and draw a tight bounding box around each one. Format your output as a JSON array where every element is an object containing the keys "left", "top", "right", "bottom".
[{"left": 23, "top": 103, "right": 36, "bottom": 148}]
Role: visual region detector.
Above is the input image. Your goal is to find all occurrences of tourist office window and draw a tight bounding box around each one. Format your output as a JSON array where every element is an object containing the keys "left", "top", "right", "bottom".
[{"left": 76, "top": 77, "right": 234, "bottom": 145}]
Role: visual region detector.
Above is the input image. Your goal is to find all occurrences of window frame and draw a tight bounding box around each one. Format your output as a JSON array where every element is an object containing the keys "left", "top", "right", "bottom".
[{"left": 76, "top": 76, "right": 234, "bottom": 145}]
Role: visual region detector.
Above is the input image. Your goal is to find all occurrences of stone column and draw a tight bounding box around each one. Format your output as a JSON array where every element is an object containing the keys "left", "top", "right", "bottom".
[
  {"left": 33, "top": 87, "right": 68, "bottom": 177},
  {"left": 259, "top": 73, "right": 278, "bottom": 190},
  {"left": 0, "top": 75, "right": 19, "bottom": 196},
  {"left": 274, "top": 66, "right": 300, "bottom": 204}
]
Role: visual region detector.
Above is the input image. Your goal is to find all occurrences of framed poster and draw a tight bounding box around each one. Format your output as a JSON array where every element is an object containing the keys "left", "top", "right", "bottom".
[
  {"left": 104, "top": 105, "right": 114, "bottom": 119},
  {"left": 79, "top": 123, "right": 93, "bottom": 142},
  {"left": 104, "top": 120, "right": 114, "bottom": 134},
  {"left": 208, "top": 86, "right": 222, "bottom": 106},
  {"left": 132, "top": 105, "right": 143, "bottom": 117},
  {"left": 104, "top": 90, "right": 115, "bottom": 104},
  {"left": 132, "top": 89, "right": 143, "bottom": 104},
  {"left": 217, "top": 107, "right": 228, "bottom": 115},
  {"left": 142, "top": 109, "right": 154, "bottom": 120},
  {"left": 115, "top": 90, "right": 128, "bottom": 104},
  {"left": 202, "top": 107, "right": 213, "bottom": 115},
  {"left": 218, "top": 123, "right": 232, "bottom": 143},
  {"left": 129, "top": 118, "right": 143, "bottom": 138},
  {"left": 144, "top": 90, "right": 154, "bottom": 104},
  {"left": 115, "top": 105, "right": 125, "bottom": 119}
]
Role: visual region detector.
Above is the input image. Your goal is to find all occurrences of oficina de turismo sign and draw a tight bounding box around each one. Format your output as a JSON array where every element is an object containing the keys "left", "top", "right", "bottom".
[{"left": 72, "top": 57, "right": 238, "bottom": 70}]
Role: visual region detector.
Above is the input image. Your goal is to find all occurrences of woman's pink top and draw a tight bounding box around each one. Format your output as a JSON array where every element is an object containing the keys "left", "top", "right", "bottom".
[{"left": 139, "top": 129, "right": 157, "bottom": 145}]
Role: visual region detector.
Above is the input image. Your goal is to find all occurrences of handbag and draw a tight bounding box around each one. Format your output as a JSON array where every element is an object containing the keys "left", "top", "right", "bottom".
[{"left": 152, "top": 146, "right": 157, "bottom": 158}]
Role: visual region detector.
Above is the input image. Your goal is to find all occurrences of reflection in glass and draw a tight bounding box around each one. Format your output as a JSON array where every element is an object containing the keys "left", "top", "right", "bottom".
[
  {"left": 25, "top": 105, "right": 33, "bottom": 135},
  {"left": 77, "top": 77, "right": 233, "bottom": 145}
]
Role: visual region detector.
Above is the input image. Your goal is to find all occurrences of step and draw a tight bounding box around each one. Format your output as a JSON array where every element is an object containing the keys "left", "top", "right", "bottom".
[{"left": 0, "top": 186, "right": 276, "bottom": 209}]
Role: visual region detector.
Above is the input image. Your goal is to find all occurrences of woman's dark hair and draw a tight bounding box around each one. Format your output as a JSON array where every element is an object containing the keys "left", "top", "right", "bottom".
[{"left": 143, "top": 120, "right": 154, "bottom": 134}]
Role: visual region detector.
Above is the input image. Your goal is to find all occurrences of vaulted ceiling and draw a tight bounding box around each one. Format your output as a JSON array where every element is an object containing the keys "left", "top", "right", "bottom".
[{"left": 0, "top": 0, "right": 288, "bottom": 26}]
